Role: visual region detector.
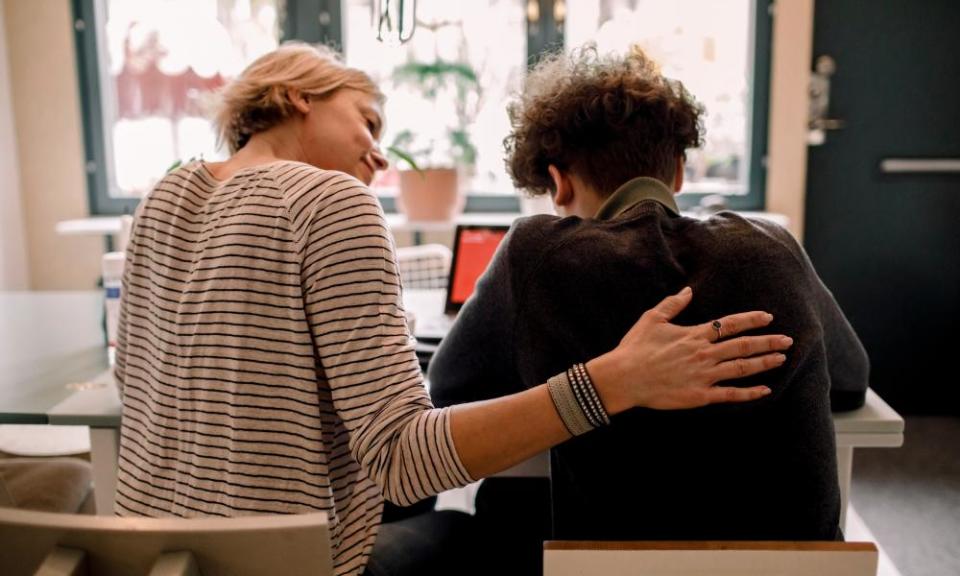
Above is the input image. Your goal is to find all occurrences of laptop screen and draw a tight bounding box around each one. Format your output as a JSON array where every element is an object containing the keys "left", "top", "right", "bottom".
[{"left": 445, "top": 225, "right": 510, "bottom": 313}]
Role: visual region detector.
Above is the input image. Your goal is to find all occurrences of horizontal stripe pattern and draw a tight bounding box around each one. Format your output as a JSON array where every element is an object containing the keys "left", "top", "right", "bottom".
[{"left": 114, "top": 161, "right": 473, "bottom": 576}]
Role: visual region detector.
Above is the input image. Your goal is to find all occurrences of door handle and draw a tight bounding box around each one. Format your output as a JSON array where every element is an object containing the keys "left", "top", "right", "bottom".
[{"left": 880, "top": 158, "right": 960, "bottom": 173}]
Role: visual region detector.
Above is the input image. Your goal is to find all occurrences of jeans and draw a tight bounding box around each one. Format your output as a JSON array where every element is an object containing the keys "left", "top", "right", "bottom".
[{"left": 364, "top": 508, "right": 478, "bottom": 576}]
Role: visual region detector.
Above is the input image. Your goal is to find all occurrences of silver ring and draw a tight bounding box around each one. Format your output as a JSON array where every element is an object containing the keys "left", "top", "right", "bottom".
[{"left": 712, "top": 319, "right": 723, "bottom": 341}]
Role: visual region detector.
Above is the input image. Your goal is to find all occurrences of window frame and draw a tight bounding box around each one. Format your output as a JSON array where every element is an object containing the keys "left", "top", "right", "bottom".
[
  {"left": 73, "top": 0, "right": 770, "bottom": 216},
  {"left": 72, "top": 0, "right": 138, "bottom": 216},
  {"left": 282, "top": 0, "right": 342, "bottom": 46},
  {"left": 664, "top": 0, "right": 771, "bottom": 212}
]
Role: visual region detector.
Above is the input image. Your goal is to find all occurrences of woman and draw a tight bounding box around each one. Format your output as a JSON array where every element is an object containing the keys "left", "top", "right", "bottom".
[{"left": 114, "top": 43, "right": 791, "bottom": 576}]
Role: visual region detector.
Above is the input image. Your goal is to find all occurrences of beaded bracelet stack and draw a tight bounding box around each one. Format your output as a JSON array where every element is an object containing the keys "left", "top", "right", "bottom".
[{"left": 547, "top": 362, "right": 611, "bottom": 436}]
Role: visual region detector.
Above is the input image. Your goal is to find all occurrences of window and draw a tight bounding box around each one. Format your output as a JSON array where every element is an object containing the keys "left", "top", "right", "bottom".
[
  {"left": 342, "top": 0, "right": 527, "bottom": 210},
  {"left": 74, "top": 0, "right": 282, "bottom": 215},
  {"left": 75, "top": 0, "right": 770, "bottom": 214},
  {"left": 565, "top": 0, "right": 770, "bottom": 209}
]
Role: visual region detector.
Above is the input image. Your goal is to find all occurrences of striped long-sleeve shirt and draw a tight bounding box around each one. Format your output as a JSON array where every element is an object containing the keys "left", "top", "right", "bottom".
[{"left": 114, "top": 160, "right": 474, "bottom": 576}]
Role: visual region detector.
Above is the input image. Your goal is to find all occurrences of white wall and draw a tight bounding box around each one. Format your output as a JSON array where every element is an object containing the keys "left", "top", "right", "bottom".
[
  {"left": 0, "top": 0, "right": 29, "bottom": 290},
  {"left": 4, "top": 0, "right": 100, "bottom": 290}
]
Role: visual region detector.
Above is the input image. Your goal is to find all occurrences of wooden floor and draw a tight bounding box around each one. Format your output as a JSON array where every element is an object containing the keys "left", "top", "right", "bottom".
[{"left": 851, "top": 415, "right": 960, "bottom": 576}]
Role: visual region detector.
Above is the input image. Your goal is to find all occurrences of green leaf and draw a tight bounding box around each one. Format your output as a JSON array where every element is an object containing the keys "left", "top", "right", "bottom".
[
  {"left": 389, "top": 58, "right": 480, "bottom": 169},
  {"left": 392, "top": 59, "right": 480, "bottom": 100},
  {"left": 386, "top": 146, "right": 423, "bottom": 174},
  {"left": 166, "top": 156, "right": 199, "bottom": 174},
  {"left": 449, "top": 129, "right": 477, "bottom": 166}
]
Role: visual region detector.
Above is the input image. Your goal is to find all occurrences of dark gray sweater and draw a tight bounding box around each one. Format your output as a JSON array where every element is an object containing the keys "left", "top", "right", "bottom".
[{"left": 429, "top": 177, "right": 869, "bottom": 541}]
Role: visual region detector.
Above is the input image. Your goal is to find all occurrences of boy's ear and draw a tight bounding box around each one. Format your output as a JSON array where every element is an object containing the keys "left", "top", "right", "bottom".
[
  {"left": 673, "top": 156, "right": 685, "bottom": 192},
  {"left": 549, "top": 165, "right": 573, "bottom": 207}
]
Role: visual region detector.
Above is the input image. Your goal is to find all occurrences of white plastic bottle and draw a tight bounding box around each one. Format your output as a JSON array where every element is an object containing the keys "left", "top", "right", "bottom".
[{"left": 101, "top": 252, "right": 125, "bottom": 365}]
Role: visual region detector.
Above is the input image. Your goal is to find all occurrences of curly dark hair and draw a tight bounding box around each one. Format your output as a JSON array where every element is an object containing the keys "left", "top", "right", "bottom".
[{"left": 505, "top": 45, "right": 704, "bottom": 197}]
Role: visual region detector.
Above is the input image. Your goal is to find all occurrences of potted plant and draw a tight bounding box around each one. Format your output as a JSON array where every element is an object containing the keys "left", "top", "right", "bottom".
[{"left": 386, "top": 57, "right": 481, "bottom": 221}]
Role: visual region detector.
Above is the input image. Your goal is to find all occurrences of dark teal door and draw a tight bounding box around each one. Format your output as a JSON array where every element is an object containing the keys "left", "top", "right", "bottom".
[{"left": 804, "top": 0, "right": 960, "bottom": 413}]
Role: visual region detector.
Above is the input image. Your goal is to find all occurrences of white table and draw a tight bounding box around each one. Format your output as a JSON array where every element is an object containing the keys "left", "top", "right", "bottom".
[
  {"left": 46, "top": 372, "right": 122, "bottom": 516},
  {"left": 8, "top": 290, "right": 903, "bottom": 527},
  {"left": 402, "top": 290, "right": 903, "bottom": 531},
  {"left": 488, "top": 390, "right": 903, "bottom": 530},
  {"left": 833, "top": 390, "right": 904, "bottom": 528},
  {"left": 45, "top": 375, "right": 904, "bottom": 529},
  {"left": 0, "top": 292, "right": 115, "bottom": 514},
  {"left": 59, "top": 210, "right": 790, "bottom": 247}
]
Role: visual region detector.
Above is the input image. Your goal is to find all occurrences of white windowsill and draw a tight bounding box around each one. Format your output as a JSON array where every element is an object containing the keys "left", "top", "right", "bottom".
[{"left": 56, "top": 211, "right": 790, "bottom": 237}]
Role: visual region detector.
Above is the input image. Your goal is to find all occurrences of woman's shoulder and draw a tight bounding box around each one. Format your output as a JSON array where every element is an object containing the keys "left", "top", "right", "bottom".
[
  {"left": 138, "top": 160, "right": 217, "bottom": 208},
  {"left": 174, "top": 160, "right": 361, "bottom": 195},
  {"left": 267, "top": 161, "right": 364, "bottom": 192},
  {"left": 266, "top": 162, "right": 371, "bottom": 205},
  {"left": 265, "top": 163, "right": 383, "bottom": 229}
]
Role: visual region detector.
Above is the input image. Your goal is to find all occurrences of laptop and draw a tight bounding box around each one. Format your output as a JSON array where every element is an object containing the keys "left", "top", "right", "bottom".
[{"left": 414, "top": 224, "right": 510, "bottom": 343}]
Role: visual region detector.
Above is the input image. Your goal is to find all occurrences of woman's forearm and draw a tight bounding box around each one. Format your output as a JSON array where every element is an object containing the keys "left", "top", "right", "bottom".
[
  {"left": 448, "top": 384, "right": 569, "bottom": 480},
  {"left": 448, "top": 353, "right": 636, "bottom": 479}
]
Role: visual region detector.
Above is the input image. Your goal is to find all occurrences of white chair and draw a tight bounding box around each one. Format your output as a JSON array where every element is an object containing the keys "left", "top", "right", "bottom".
[
  {"left": 543, "top": 541, "right": 878, "bottom": 576},
  {"left": 395, "top": 244, "right": 452, "bottom": 290},
  {"left": 0, "top": 508, "right": 332, "bottom": 576}
]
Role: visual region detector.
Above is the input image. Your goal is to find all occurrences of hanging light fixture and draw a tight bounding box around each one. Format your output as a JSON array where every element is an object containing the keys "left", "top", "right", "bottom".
[
  {"left": 527, "top": 0, "right": 540, "bottom": 24},
  {"left": 553, "top": 0, "right": 567, "bottom": 25},
  {"left": 374, "top": 0, "right": 417, "bottom": 45}
]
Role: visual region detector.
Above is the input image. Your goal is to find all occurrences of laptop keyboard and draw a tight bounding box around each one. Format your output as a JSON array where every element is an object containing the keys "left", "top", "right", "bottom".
[
  {"left": 416, "top": 314, "right": 456, "bottom": 340},
  {"left": 412, "top": 315, "right": 454, "bottom": 371}
]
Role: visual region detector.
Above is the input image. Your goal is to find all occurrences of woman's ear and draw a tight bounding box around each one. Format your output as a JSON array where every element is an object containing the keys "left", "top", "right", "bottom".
[
  {"left": 548, "top": 164, "right": 574, "bottom": 207},
  {"left": 287, "top": 88, "right": 311, "bottom": 115}
]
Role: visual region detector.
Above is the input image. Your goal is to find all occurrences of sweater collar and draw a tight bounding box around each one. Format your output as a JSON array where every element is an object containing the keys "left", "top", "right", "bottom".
[{"left": 594, "top": 177, "right": 680, "bottom": 221}]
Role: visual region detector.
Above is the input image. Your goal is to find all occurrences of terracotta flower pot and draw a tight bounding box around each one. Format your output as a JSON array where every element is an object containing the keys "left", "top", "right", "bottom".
[{"left": 397, "top": 168, "right": 464, "bottom": 221}]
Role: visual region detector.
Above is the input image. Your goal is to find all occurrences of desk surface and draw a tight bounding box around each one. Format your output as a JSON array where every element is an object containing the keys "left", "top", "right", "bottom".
[
  {"left": 0, "top": 291, "right": 108, "bottom": 424},
  {"left": 1, "top": 290, "right": 903, "bottom": 446}
]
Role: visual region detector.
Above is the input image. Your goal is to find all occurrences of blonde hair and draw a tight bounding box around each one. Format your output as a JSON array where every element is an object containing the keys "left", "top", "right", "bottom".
[{"left": 214, "top": 43, "right": 383, "bottom": 153}]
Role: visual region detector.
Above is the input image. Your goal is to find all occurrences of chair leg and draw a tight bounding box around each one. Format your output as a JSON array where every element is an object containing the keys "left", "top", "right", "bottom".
[
  {"left": 34, "top": 546, "right": 87, "bottom": 576},
  {"left": 148, "top": 551, "right": 201, "bottom": 576},
  {"left": 89, "top": 428, "right": 119, "bottom": 516}
]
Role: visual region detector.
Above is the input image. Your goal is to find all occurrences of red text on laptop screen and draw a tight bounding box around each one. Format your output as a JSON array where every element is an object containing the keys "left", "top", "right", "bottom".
[{"left": 449, "top": 229, "right": 507, "bottom": 305}]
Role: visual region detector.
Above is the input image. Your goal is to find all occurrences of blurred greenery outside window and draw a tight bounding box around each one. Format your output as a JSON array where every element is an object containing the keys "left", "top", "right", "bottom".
[{"left": 74, "top": 0, "right": 770, "bottom": 215}]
